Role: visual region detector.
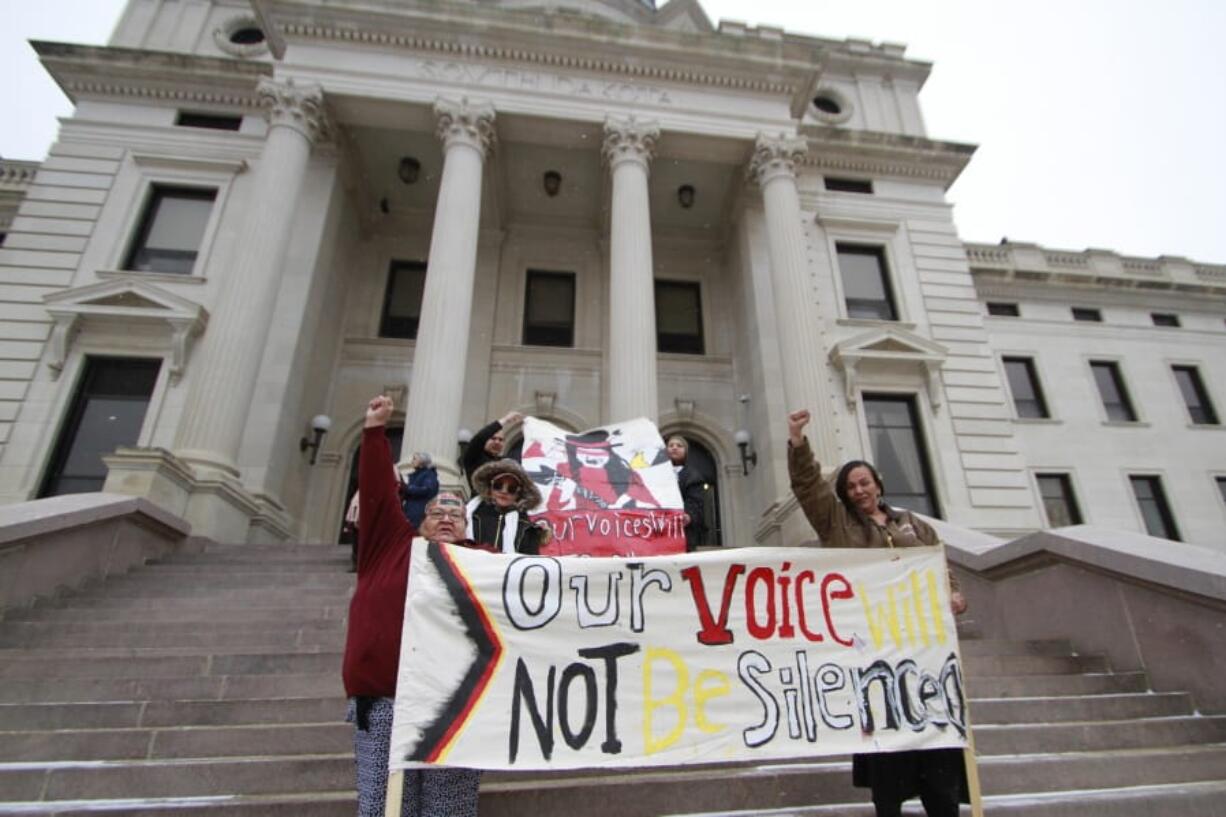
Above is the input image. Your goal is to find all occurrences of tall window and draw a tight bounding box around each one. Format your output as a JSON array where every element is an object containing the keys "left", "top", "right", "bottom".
[
  {"left": 1003, "top": 357, "right": 1049, "bottom": 419},
  {"left": 523, "top": 270, "right": 576, "bottom": 347},
  {"left": 1129, "top": 475, "right": 1180, "bottom": 540},
  {"left": 837, "top": 244, "right": 898, "bottom": 321},
  {"left": 380, "top": 260, "right": 427, "bottom": 339},
  {"left": 124, "top": 186, "right": 216, "bottom": 274},
  {"left": 655, "top": 280, "right": 704, "bottom": 355},
  {"left": 1036, "top": 473, "right": 1082, "bottom": 527},
  {"left": 39, "top": 358, "right": 162, "bottom": 497},
  {"left": 863, "top": 395, "right": 940, "bottom": 517},
  {"left": 1172, "top": 366, "right": 1219, "bottom": 425},
  {"left": 1090, "top": 361, "right": 1137, "bottom": 422}
]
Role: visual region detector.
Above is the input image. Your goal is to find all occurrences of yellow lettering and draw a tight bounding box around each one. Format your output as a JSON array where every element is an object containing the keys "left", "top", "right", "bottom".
[
  {"left": 693, "top": 670, "right": 729, "bottom": 734},
  {"left": 643, "top": 647, "right": 688, "bottom": 754},
  {"left": 858, "top": 582, "right": 902, "bottom": 650},
  {"left": 911, "top": 570, "right": 931, "bottom": 647},
  {"left": 926, "top": 569, "right": 947, "bottom": 645}
]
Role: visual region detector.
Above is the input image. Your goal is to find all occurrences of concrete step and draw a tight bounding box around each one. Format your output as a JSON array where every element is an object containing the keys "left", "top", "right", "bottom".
[
  {"left": 0, "top": 792, "right": 356, "bottom": 816},
  {"left": 970, "top": 691, "right": 1194, "bottom": 723},
  {"left": 0, "top": 673, "right": 343, "bottom": 704},
  {"left": 972, "top": 715, "right": 1226, "bottom": 753},
  {"left": 956, "top": 638, "right": 1074, "bottom": 657},
  {"left": 0, "top": 650, "right": 342, "bottom": 680},
  {"left": 1, "top": 604, "right": 349, "bottom": 624},
  {"left": 0, "top": 698, "right": 343, "bottom": 730},
  {"left": 964, "top": 670, "right": 1148, "bottom": 698},
  {"left": 45, "top": 585, "right": 353, "bottom": 602},
  {"left": 0, "top": 621, "right": 345, "bottom": 649},
  {"left": 662, "top": 780, "right": 1226, "bottom": 817},
  {"left": 0, "top": 723, "right": 351, "bottom": 762}
]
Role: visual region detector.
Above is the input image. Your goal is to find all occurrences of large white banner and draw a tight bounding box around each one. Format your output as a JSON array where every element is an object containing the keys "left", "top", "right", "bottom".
[{"left": 389, "top": 544, "right": 967, "bottom": 771}]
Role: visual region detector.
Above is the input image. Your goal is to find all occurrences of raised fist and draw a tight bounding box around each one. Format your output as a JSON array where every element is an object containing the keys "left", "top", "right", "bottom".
[{"left": 365, "top": 395, "right": 394, "bottom": 428}]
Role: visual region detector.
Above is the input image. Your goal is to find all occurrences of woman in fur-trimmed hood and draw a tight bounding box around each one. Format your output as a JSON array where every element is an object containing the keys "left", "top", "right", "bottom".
[{"left": 466, "top": 459, "right": 550, "bottom": 555}]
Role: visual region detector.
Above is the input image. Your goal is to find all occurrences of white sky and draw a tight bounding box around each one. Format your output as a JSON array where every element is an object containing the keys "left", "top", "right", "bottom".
[{"left": 3, "top": 0, "right": 1224, "bottom": 262}]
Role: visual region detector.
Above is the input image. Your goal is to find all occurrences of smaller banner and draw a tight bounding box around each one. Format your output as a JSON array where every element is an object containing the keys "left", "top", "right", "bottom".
[
  {"left": 389, "top": 544, "right": 967, "bottom": 772},
  {"left": 520, "top": 417, "right": 685, "bottom": 556}
]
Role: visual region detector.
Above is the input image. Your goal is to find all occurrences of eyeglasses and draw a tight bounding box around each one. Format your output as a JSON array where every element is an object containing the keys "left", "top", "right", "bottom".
[
  {"left": 491, "top": 478, "right": 520, "bottom": 494},
  {"left": 425, "top": 508, "right": 466, "bottom": 521}
]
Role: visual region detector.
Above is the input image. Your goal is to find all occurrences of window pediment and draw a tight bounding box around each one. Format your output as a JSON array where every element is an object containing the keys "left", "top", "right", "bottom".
[
  {"left": 43, "top": 276, "right": 209, "bottom": 383},
  {"left": 829, "top": 327, "right": 947, "bottom": 411}
]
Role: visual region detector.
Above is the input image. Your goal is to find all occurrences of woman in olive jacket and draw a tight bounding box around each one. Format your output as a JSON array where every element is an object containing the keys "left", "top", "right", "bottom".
[{"left": 786, "top": 408, "right": 967, "bottom": 817}]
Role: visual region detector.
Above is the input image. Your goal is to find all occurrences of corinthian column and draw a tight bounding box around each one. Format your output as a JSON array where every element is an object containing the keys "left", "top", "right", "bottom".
[
  {"left": 602, "top": 116, "right": 660, "bottom": 423},
  {"left": 401, "top": 98, "right": 495, "bottom": 484},
  {"left": 175, "top": 78, "right": 327, "bottom": 477},
  {"left": 749, "top": 133, "right": 837, "bottom": 459}
]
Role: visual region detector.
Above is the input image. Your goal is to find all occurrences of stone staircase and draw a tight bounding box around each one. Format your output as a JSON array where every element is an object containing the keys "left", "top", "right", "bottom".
[{"left": 1, "top": 542, "right": 1224, "bottom": 816}]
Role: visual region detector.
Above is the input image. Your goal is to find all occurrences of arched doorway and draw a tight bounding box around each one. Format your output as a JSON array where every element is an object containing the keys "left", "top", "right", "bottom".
[
  {"left": 337, "top": 425, "right": 404, "bottom": 545},
  {"left": 682, "top": 438, "right": 723, "bottom": 548}
]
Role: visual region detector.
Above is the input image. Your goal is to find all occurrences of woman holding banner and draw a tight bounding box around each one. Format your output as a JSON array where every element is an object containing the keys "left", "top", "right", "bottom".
[
  {"left": 343, "top": 395, "right": 486, "bottom": 817},
  {"left": 786, "top": 408, "right": 968, "bottom": 817}
]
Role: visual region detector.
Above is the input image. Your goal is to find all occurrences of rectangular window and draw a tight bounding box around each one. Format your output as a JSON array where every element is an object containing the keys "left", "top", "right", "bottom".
[
  {"left": 1036, "top": 473, "right": 1082, "bottom": 527},
  {"left": 863, "top": 394, "right": 940, "bottom": 518},
  {"left": 124, "top": 186, "right": 216, "bottom": 275},
  {"left": 1172, "top": 365, "right": 1219, "bottom": 425},
  {"left": 39, "top": 358, "right": 162, "bottom": 497},
  {"left": 1091, "top": 361, "right": 1138, "bottom": 422},
  {"left": 1003, "top": 357, "right": 1050, "bottom": 418},
  {"left": 1072, "top": 307, "right": 1103, "bottom": 322},
  {"left": 379, "top": 260, "right": 427, "bottom": 339},
  {"left": 987, "top": 302, "right": 1020, "bottom": 317},
  {"left": 523, "top": 270, "right": 576, "bottom": 347},
  {"left": 175, "top": 111, "right": 242, "bottom": 131},
  {"left": 655, "top": 280, "right": 704, "bottom": 355},
  {"left": 837, "top": 244, "right": 898, "bottom": 321},
  {"left": 1217, "top": 476, "right": 1226, "bottom": 506},
  {"left": 824, "top": 177, "right": 873, "bottom": 194},
  {"left": 1151, "top": 312, "right": 1180, "bottom": 328},
  {"left": 1129, "top": 475, "right": 1180, "bottom": 540}
]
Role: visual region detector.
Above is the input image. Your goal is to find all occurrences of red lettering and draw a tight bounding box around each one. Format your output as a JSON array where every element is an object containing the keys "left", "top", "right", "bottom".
[
  {"left": 794, "top": 570, "right": 824, "bottom": 642},
  {"left": 681, "top": 563, "right": 746, "bottom": 645},
  {"left": 745, "top": 567, "right": 776, "bottom": 639},
  {"left": 821, "top": 572, "right": 854, "bottom": 647},
  {"left": 777, "top": 561, "right": 794, "bottom": 638}
]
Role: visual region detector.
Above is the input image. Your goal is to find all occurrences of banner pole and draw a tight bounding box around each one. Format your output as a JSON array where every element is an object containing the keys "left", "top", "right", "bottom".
[
  {"left": 963, "top": 729, "right": 985, "bottom": 817},
  {"left": 384, "top": 770, "right": 405, "bottom": 817}
]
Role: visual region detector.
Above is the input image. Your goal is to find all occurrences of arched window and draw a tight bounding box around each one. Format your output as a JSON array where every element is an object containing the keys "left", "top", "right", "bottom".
[{"left": 337, "top": 426, "right": 404, "bottom": 544}]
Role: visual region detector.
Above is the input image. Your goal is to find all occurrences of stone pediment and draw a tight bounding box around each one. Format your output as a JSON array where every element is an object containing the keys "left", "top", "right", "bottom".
[
  {"left": 829, "top": 327, "right": 947, "bottom": 411},
  {"left": 43, "top": 276, "right": 209, "bottom": 383}
]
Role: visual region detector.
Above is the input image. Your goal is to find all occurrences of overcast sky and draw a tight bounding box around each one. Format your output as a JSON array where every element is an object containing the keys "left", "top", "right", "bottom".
[{"left": 3, "top": 0, "right": 1224, "bottom": 262}]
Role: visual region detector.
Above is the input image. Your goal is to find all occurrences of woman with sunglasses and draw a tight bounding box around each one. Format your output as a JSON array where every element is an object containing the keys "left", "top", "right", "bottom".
[{"left": 466, "top": 459, "right": 551, "bottom": 554}]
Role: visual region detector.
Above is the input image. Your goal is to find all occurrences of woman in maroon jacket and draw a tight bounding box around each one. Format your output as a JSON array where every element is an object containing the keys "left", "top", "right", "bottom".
[{"left": 343, "top": 394, "right": 487, "bottom": 817}]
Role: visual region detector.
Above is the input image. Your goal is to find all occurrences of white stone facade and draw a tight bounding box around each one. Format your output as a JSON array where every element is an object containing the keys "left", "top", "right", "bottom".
[{"left": 0, "top": 0, "right": 1221, "bottom": 550}]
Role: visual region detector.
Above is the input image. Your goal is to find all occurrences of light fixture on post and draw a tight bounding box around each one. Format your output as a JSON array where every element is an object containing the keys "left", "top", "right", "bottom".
[
  {"left": 457, "top": 427, "right": 473, "bottom": 459},
  {"left": 734, "top": 429, "right": 757, "bottom": 476},
  {"left": 299, "top": 414, "right": 333, "bottom": 466},
  {"left": 398, "top": 156, "right": 421, "bottom": 184},
  {"left": 543, "top": 170, "right": 562, "bottom": 197},
  {"left": 677, "top": 184, "right": 695, "bottom": 209}
]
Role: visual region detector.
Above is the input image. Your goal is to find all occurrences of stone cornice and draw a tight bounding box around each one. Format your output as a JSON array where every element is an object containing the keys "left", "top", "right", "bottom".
[
  {"left": 263, "top": 0, "right": 819, "bottom": 98},
  {"left": 798, "top": 125, "right": 976, "bottom": 189},
  {"left": 0, "top": 160, "right": 39, "bottom": 191},
  {"left": 965, "top": 241, "right": 1226, "bottom": 298},
  {"left": 32, "top": 41, "right": 272, "bottom": 109}
]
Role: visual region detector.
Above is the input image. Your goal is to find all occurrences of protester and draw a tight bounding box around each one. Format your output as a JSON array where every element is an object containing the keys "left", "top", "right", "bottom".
[
  {"left": 343, "top": 394, "right": 487, "bottom": 817},
  {"left": 461, "top": 411, "right": 523, "bottom": 491},
  {"left": 786, "top": 408, "right": 968, "bottom": 817},
  {"left": 466, "top": 459, "right": 551, "bottom": 554},
  {"left": 399, "top": 452, "right": 439, "bottom": 528},
  {"left": 666, "top": 435, "right": 707, "bottom": 552}
]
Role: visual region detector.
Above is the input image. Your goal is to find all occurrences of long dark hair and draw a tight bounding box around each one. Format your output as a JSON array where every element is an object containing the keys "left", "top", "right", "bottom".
[{"left": 835, "top": 460, "right": 886, "bottom": 526}]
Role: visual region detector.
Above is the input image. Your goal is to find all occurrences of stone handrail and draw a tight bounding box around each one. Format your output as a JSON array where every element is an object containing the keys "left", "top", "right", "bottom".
[
  {"left": 929, "top": 517, "right": 1226, "bottom": 712},
  {"left": 0, "top": 493, "right": 194, "bottom": 616}
]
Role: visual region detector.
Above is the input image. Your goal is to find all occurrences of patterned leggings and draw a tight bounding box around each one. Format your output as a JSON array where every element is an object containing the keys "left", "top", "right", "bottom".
[{"left": 348, "top": 697, "right": 481, "bottom": 817}]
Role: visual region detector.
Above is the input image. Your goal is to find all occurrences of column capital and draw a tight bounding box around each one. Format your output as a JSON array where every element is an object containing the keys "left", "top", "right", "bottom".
[
  {"left": 748, "top": 133, "right": 808, "bottom": 187},
  {"left": 257, "top": 78, "right": 328, "bottom": 143},
  {"left": 602, "top": 116, "right": 660, "bottom": 171},
  {"left": 435, "top": 98, "right": 496, "bottom": 158}
]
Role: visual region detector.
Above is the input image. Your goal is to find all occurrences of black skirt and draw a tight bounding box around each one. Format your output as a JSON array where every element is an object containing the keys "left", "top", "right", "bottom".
[{"left": 852, "top": 748, "right": 969, "bottom": 804}]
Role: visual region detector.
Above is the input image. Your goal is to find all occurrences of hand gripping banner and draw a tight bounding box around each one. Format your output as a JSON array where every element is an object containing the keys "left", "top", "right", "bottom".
[
  {"left": 388, "top": 544, "right": 967, "bottom": 772},
  {"left": 521, "top": 417, "right": 686, "bottom": 556}
]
